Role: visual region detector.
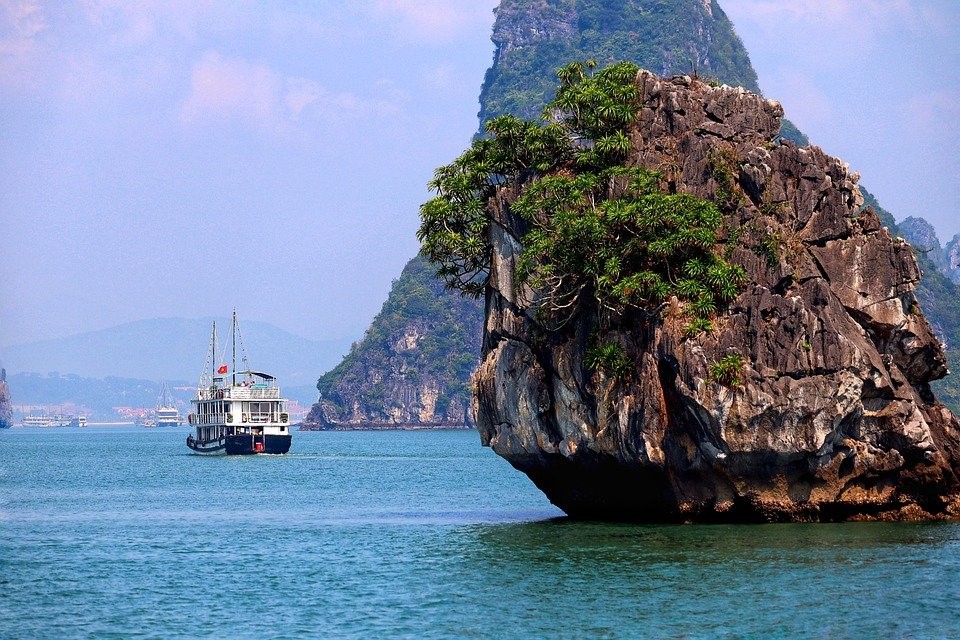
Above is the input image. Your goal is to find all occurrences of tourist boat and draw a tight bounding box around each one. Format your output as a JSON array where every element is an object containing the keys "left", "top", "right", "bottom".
[
  {"left": 186, "top": 311, "right": 292, "bottom": 455},
  {"left": 155, "top": 382, "right": 183, "bottom": 427},
  {"left": 22, "top": 413, "right": 87, "bottom": 427}
]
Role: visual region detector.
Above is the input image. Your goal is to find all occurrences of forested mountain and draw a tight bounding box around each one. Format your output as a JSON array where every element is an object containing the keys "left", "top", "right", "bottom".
[
  {"left": 306, "top": 258, "right": 482, "bottom": 428},
  {"left": 305, "top": 0, "right": 960, "bottom": 427},
  {"left": 477, "top": 0, "right": 759, "bottom": 124}
]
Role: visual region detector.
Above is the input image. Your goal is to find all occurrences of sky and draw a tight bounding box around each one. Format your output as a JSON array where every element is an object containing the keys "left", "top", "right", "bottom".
[{"left": 1, "top": 0, "right": 957, "bottom": 350}]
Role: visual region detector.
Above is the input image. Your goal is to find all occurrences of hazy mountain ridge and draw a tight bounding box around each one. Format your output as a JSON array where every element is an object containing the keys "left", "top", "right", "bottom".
[
  {"left": 1, "top": 317, "right": 351, "bottom": 388},
  {"left": 896, "top": 216, "right": 960, "bottom": 285},
  {"left": 5, "top": 371, "right": 321, "bottom": 420}
]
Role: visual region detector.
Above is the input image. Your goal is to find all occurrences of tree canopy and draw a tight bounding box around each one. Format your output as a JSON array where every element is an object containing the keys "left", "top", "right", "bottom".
[{"left": 417, "top": 60, "right": 745, "bottom": 334}]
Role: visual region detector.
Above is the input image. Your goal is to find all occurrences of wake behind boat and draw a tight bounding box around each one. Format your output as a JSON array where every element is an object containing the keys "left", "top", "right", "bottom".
[{"left": 186, "top": 311, "right": 292, "bottom": 455}]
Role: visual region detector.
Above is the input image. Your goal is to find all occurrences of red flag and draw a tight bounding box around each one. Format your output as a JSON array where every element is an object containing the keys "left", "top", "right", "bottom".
[{"left": 217, "top": 364, "right": 228, "bottom": 374}]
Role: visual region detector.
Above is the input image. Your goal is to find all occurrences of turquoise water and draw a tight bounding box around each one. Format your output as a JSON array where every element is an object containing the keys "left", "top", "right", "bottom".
[{"left": 2, "top": 427, "right": 959, "bottom": 639}]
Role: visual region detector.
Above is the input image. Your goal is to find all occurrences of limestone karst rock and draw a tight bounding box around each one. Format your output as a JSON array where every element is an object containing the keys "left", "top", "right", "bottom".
[
  {"left": 473, "top": 71, "right": 960, "bottom": 522},
  {"left": 0, "top": 368, "right": 11, "bottom": 429}
]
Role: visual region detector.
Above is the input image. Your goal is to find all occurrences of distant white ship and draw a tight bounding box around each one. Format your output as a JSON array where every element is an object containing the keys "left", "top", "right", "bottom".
[
  {"left": 155, "top": 382, "right": 183, "bottom": 427},
  {"left": 22, "top": 414, "right": 87, "bottom": 427}
]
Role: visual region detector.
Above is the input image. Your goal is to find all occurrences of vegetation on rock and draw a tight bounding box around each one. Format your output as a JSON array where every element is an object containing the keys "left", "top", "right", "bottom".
[
  {"left": 709, "top": 352, "right": 744, "bottom": 389},
  {"left": 419, "top": 61, "right": 746, "bottom": 338}
]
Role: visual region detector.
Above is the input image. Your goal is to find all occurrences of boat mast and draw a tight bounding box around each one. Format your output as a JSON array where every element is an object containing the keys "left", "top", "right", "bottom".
[
  {"left": 211, "top": 321, "right": 217, "bottom": 381},
  {"left": 232, "top": 308, "right": 237, "bottom": 387}
]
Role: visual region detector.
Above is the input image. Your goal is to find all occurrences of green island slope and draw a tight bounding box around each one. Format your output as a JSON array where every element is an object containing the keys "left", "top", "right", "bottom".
[{"left": 303, "top": 0, "right": 959, "bottom": 428}]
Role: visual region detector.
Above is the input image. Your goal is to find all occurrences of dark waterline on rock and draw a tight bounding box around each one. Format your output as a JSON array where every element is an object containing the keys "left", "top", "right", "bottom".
[{"left": 2, "top": 427, "right": 958, "bottom": 638}]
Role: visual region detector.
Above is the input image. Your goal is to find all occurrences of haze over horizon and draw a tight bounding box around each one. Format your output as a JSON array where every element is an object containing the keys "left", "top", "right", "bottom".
[{"left": 2, "top": 0, "right": 957, "bottom": 348}]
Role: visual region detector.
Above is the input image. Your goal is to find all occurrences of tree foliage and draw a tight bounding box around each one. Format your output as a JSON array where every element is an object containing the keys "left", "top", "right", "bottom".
[{"left": 418, "top": 60, "right": 746, "bottom": 333}]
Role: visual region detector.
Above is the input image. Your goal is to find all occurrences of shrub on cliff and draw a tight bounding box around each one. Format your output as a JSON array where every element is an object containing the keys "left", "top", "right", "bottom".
[{"left": 418, "top": 61, "right": 745, "bottom": 333}]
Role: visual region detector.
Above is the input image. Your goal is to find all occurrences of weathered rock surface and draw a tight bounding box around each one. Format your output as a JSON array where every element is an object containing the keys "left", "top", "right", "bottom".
[{"left": 474, "top": 71, "right": 960, "bottom": 522}]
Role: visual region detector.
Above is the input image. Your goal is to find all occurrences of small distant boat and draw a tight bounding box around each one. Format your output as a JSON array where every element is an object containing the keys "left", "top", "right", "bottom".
[
  {"left": 155, "top": 382, "right": 183, "bottom": 427},
  {"left": 186, "top": 310, "right": 292, "bottom": 455}
]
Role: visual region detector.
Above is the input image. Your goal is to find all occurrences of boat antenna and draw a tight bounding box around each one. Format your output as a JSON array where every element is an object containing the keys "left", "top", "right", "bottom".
[
  {"left": 234, "top": 313, "right": 251, "bottom": 375},
  {"left": 212, "top": 321, "right": 217, "bottom": 380},
  {"left": 199, "top": 320, "right": 218, "bottom": 389},
  {"left": 232, "top": 309, "right": 237, "bottom": 387}
]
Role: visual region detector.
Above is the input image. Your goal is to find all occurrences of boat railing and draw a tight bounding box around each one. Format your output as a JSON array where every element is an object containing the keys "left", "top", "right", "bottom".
[
  {"left": 188, "top": 412, "right": 286, "bottom": 425},
  {"left": 188, "top": 413, "right": 230, "bottom": 426},
  {"left": 197, "top": 386, "right": 280, "bottom": 400}
]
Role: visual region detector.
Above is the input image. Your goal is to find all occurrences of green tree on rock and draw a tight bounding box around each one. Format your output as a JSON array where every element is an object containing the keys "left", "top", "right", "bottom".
[{"left": 418, "top": 61, "right": 746, "bottom": 334}]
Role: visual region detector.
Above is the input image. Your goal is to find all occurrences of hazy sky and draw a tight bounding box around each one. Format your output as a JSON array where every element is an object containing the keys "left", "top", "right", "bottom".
[{"left": 1, "top": 0, "right": 957, "bottom": 348}]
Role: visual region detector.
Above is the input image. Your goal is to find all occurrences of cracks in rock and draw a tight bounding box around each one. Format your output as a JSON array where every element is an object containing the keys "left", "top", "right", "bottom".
[
  {"left": 806, "top": 251, "right": 832, "bottom": 284},
  {"left": 802, "top": 230, "right": 855, "bottom": 249},
  {"left": 771, "top": 367, "right": 847, "bottom": 381}
]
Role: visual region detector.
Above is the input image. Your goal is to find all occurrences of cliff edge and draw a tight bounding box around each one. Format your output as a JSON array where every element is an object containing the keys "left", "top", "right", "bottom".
[{"left": 474, "top": 71, "right": 960, "bottom": 522}]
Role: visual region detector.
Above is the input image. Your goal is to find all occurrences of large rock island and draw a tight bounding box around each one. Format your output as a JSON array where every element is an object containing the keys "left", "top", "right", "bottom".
[{"left": 469, "top": 70, "right": 960, "bottom": 522}]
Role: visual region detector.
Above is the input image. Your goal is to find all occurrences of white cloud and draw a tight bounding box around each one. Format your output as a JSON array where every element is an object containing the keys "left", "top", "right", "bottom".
[
  {"left": 372, "top": 0, "right": 497, "bottom": 42},
  {"left": 905, "top": 89, "right": 960, "bottom": 137},
  {"left": 0, "top": 0, "right": 45, "bottom": 40},
  {"left": 0, "top": 0, "right": 47, "bottom": 84},
  {"left": 766, "top": 71, "right": 836, "bottom": 126},
  {"left": 724, "top": 0, "right": 913, "bottom": 24},
  {"left": 77, "top": 0, "right": 216, "bottom": 44},
  {"left": 180, "top": 51, "right": 405, "bottom": 138},
  {"left": 180, "top": 52, "right": 279, "bottom": 127}
]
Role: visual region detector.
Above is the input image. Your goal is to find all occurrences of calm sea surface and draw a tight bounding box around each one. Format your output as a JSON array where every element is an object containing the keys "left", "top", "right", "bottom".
[{"left": 2, "top": 427, "right": 959, "bottom": 639}]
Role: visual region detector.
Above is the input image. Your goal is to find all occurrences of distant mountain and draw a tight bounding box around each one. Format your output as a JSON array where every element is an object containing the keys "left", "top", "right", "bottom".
[
  {"left": 0, "top": 317, "right": 351, "bottom": 387},
  {"left": 0, "top": 369, "right": 11, "bottom": 428},
  {"left": 5, "top": 371, "right": 322, "bottom": 420},
  {"left": 899, "top": 216, "right": 949, "bottom": 273},
  {"left": 477, "top": 0, "right": 760, "bottom": 125},
  {"left": 897, "top": 216, "right": 960, "bottom": 286},
  {"left": 947, "top": 235, "right": 960, "bottom": 284}
]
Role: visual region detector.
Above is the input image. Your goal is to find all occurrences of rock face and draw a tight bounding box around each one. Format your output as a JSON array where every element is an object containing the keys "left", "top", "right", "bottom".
[
  {"left": 474, "top": 71, "right": 960, "bottom": 522},
  {"left": 0, "top": 369, "right": 11, "bottom": 429}
]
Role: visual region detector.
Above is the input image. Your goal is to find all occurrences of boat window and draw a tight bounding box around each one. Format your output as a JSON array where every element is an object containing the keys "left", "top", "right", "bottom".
[{"left": 249, "top": 401, "right": 272, "bottom": 421}]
